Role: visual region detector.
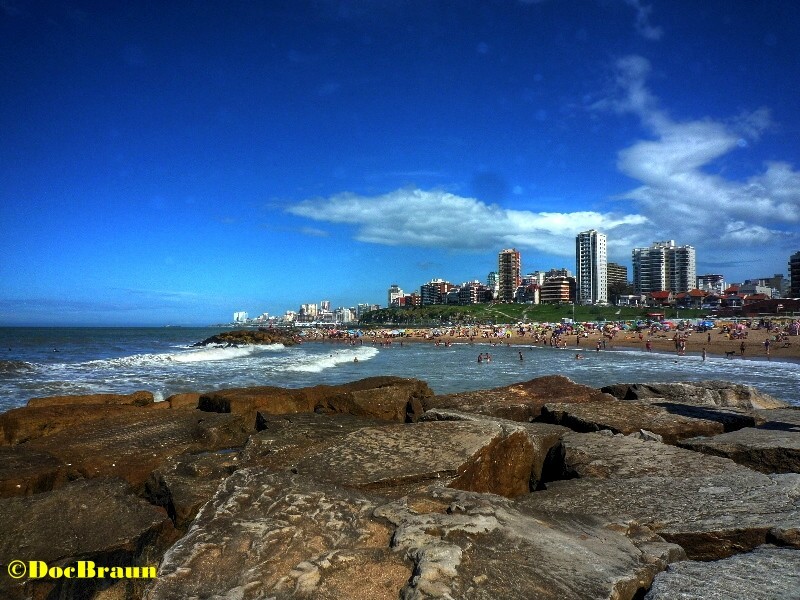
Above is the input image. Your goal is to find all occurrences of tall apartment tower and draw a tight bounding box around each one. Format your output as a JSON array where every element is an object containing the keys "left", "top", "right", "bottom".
[
  {"left": 575, "top": 230, "right": 608, "bottom": 304},
  {"left": 497, "top": 249, "right": 521, "bottom": 303},
  {"left": 607, "top": 262, "right": 628, "bottom": 287},
  {"left": 632, "top": 240, "right": 696, "bottom": 294},
  {"left": 790, "top": 251, "right": 800, "bottom": 297},
  {"left": 387, "top": 284, "right": 404, "bottom": 307}
]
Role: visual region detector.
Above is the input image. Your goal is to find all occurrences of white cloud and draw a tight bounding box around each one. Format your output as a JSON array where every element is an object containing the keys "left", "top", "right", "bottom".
[
  {"left": 607, "top": 55, "right": 800, "bottom": 252},
  {"left": 623, "top": 0, "right": 663, "bottom": 41},
  {"left": 287, "top": 188, "right": 647, "bottom": 256}
]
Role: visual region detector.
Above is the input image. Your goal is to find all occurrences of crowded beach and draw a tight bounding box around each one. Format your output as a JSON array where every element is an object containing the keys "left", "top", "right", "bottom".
[{"left": 299, "top": 318, "right": 800, "bottom": 361}]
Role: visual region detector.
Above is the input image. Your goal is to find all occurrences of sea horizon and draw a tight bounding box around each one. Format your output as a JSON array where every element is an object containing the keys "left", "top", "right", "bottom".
[{"left": 1, "top": 326, "right": 798, "bottom": 413}]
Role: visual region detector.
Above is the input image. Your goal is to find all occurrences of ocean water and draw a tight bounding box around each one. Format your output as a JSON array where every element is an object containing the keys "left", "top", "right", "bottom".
[{"left": 0, "top": 327, "right": 798, "bottom": 412}]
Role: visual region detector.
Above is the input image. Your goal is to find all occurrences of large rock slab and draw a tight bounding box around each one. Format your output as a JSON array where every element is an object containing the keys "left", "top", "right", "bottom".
[
  {"left": 146, "top": 470, "right": 683, "bottom": 600},
  {"left": 0, "top": 446, "right": 66, "bottom": 497},
  {"left": 539, "top": 399, "right": 730, "bottom": 444},
  {"left": 0, "top": 477, "right": 176, "bottom": 600},
  {"left": 145, "top": 450, "right": 240, "bottom": 530},
  {"left": 755, "top": 407, "right": 800, "bottom": 430},
  {"left": 200, "top": 376, "right": 433, "bottom": 426},
  {"left": 0, "top": 403, "right": 146, "bottom": 445},
  {"left": 424, "top": 375, "right": 612, "bottom": 422},
  {"left": 678, "top": 427, "right": 800, "bottom": 474},
  {"left": 27, "top": 390, "right": 154, "bottom": 408},
  {"left": 645, "top": 545, "right": 800, "bottom": 600},
  {"left": 294, "top": 419, "right": 564, "bottom": 498},
  {"left": 23, "top": 408, "right": 250, "bottom": 492},
  {"left": 240, "top": 412, "right": 391, "bottom": 469},
  {"left": 558, "top": 431, "right": 752, "bottom": 480},
  {"left": 601, "top": 381, "right": 787, "bottom": 410},
  {"left": 523, "top": 471, "right": 800, "bottom": 560},
  {"left": 375, "top": 486, "right": 683, "bottom": 600},
  {"left": 144, "top": 470, "right": 411, "bottom": 600}
]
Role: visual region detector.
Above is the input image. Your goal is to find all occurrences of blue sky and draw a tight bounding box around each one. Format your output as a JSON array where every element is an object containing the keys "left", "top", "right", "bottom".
[{"left": 1, "top": 0, "right": 799, "bottom": 325}]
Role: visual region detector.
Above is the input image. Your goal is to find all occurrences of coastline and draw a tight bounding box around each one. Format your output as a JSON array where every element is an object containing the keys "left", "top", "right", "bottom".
[{"left": 321, "top": 324, "right": 800, "bottom": 362}]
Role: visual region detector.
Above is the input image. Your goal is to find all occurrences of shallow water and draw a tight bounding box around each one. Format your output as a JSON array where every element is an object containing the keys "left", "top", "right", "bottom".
[{"left": 0, "top": 327, "right": 797, "bottom": 412}]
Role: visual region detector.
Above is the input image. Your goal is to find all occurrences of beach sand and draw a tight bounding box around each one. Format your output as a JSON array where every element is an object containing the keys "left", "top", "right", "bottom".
[{"left": 365, "top": 325, "right": 800, "bottom": 362}]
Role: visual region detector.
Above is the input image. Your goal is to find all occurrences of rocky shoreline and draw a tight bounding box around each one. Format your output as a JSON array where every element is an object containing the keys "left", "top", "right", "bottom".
[
  {"left": 192, "top": 328, "right": 301, "bottom": 347},
  {"left": 0, "top": 376, "right": 798, "bottom": 599}
]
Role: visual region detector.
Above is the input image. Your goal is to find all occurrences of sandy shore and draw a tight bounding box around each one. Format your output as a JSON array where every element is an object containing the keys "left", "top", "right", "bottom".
[{"left": 349, "top": 325, "right": 800, "bottom": 362}]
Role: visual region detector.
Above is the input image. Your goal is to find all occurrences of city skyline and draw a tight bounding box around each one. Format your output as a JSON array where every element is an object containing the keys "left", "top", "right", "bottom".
[{"left": 2, "top": 2, "right": 799, "bottom": 325}]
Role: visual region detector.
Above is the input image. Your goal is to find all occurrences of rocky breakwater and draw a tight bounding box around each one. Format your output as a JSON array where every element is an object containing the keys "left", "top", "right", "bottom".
[
  {"left": 192, "top": 328, "right": 300, "bottom": 347},
  {"left": 0, "top": 375, "right": 796, "bottom": 599}
]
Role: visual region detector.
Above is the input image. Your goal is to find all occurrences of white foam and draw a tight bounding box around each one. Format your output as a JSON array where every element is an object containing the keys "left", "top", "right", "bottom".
[
  {"left": 168, "top": 344, "right": 285, "bottom": 363},
  {"left": 77, "top": 344, "right": 286, "bottom": 369},
  {"left": 284, "top": 346, "right": 379, "bottom": 373}
]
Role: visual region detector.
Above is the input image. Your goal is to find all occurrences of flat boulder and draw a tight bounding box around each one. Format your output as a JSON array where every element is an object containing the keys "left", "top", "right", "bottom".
[
  {"left": 0, "top": 402, "right": 145, "bottom": 445},
  {"left": 145, "top": 450, "right": 240, "bottom": 530},
  {"left": 23, "top": 408, "right": 250, "bottom": 492},
  {"left": 199, "top": 376, "right": 433, "bottom": 424},
  {"left": 539, "top": 399, "right": 728, "bottom": 444},
  {"left": 240, "top": 412, "right": 389, "bottom": 470},
  {"left": 0, "top": 446, "right": 66, "bottom": 497},
  {"left": 0, "top": 477, "right": 176, "bottom": 600},
  {"left": 523, "top": 470, "right": 800, "bottom": 560},
  {"left": 601, "top": 381, "right": 787, "bottom": 410},
  {"left": 144, "top": 470, "right": 411, "bottom": 600},
  {"left": 558, "top": 431, "right": 751, "bottom": 480},
  {"left": 425, "top": 375, "right": 612, "bottom": 422},
  {"left": 375, "top": 486, "right": 683, "bottom": 600},
  {"left": 146, "top": 469, "right": 682, "bottom": 600},
  {"left": 26, "top": 390, "right": 154, "bottom": 408},
  {"left": 294, "top": 419, "right": 561, "bottom": 498},
  {"left": 645, "top": 545, "right": 800, "bottom": 600},
  {"left": 678, "top": 427, "right": 800, "bottom": 474}
]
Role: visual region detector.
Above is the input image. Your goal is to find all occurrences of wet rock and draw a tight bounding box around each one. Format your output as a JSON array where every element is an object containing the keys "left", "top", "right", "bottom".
[
  {"left": 23, "top": 408, "right": 250, "bottom": 492},
  {"left": 539, "top": 399, "right": 728, "bottom": 444},
  {"left": 0, "top": 477, "right": 176, "bottom": 600},
  {"left": 144, "top": 470, "right": 411, "bottom": 600},
  {"left": 199, "top": 376, "right": 433, "bottom": 424},
  {"left": 425, "top": 375, "right": 613, "bottom": 421},
  {"left": 601, "top": 381, "right": 787, "bottom": 410},
  {"left": 524, "top": 471, "right": 800, "bottom": 560},
  {"left": 644, "top": 545, "right": 800, "bottom": 600},
  {"left": 0, "top": 445, "right": 66, "bottom": 497},
  {"left": 145, "top": 450, "right": 240, "bottom": 530},
  {"left": 678, "top": 427, "right": 800, "bottom": 474},
  {"left": 559, "top": 431, "right": 751, "bottom": 480}
]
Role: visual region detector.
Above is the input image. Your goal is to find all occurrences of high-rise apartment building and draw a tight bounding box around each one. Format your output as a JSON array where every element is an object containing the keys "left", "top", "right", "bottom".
[
  {"left": 696, "top": 274, "right": 725, "bottom": 294},
  {"left": 387, "top": 284, "right": 404, "bottom": 307},
  {"left": 790, "top": 251, "right": 800, "bottom": 297},
  {"left": 632, "top": 240, "right": 696, "bottom": 294},
  {"left": 606, "top": 262, "right": 628, "bottom": 287},
  {"left": 498, "top": 249, "right": 521, "bottom": 303},
  {"left": 420, "top": 278, "right": 453, "bottom": 305},
  {"left": 575, "top": 230, "right": 608, "bottom": 304}
]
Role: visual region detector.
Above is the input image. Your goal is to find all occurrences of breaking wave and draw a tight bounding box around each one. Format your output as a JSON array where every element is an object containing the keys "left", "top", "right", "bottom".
[
  {"left": 81, "top": 344, "right": 286, "bottom": 369},
  {"left": 284, "top": 346, "right": 379, "bottom": 373}
]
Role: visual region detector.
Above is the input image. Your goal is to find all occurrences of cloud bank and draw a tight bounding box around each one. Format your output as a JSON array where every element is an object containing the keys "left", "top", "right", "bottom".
[
  {"left": 287, "top": 188, "right": 647, "bottom": 257},
  {"left": 607, "top": 55, "right": 800, "bottom": 249}
]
